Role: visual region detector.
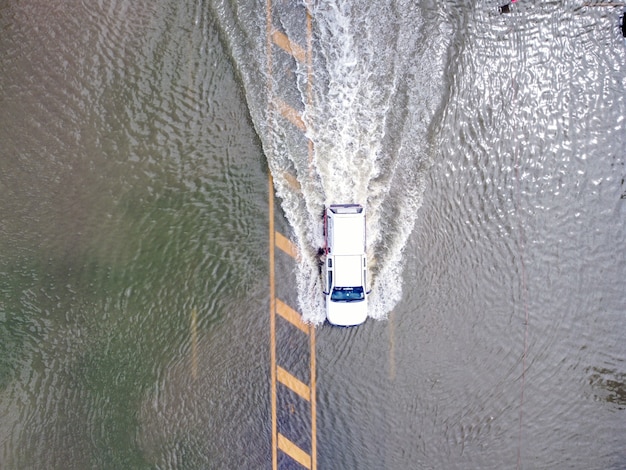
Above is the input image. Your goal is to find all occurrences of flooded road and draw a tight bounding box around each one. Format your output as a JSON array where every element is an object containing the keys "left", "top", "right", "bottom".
[{"left": 1, "top": 0, "right": 625, "bottom": 468}]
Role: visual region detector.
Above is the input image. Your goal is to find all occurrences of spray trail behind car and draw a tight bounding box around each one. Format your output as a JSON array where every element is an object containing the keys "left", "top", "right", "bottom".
[
  {"left": 302, "top": 2, "right": 455, "bottom": 323},
  {"left": 213, "top": 0, "right": 455, "bottom": 324}
]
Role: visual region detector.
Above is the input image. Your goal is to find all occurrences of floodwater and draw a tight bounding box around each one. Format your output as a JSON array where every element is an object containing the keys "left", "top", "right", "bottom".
[{"left": 1, "top": 0, "right": 625, "bottom": 468}]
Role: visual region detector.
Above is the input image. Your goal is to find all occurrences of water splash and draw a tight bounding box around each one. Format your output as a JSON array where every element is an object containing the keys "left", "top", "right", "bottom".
[{"left": 214, "top": 0, "right": 454, "bottom": 323}]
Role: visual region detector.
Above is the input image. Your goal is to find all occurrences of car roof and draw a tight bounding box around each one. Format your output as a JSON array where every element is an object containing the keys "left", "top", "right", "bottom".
[
  {"left": 333, "top": 255, "right": 363, "bottom": 286},
  {"left": 330, "top": 212, "right": 365, "bottom": 255}
]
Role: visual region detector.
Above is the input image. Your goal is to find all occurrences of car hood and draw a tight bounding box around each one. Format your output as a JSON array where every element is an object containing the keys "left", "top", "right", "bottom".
[{"left": 326, "top": 298, "right": 367, "bottom": 326}]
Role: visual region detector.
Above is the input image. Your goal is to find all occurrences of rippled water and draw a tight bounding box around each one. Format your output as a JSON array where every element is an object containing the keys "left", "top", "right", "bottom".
[
  {"left": 396, "top": 2, "right": 626, "bottom": 467},
  {"left": 1, "top": 0, "right": 625, "bottom": 468},
  {"left": 1, "top": 1, "right": 269, "bottom": 467}
]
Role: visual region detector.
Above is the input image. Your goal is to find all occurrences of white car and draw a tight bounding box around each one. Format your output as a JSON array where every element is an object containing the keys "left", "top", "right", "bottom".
[{"left": 322, "top": 204, "right": 368, "bottom": 326}]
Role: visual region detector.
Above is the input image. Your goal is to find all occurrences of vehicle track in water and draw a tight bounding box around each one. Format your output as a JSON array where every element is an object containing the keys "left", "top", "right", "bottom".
[{"left": 213, "top": 0, "right": 455, "bottom": 323}]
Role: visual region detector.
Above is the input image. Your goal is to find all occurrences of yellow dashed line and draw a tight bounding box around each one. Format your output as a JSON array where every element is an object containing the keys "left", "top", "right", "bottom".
[
  {"left": 268, "top": 2, "right": 316, "bottom": 469},
  {"left": 275, "top": 231, "right": 298, "bottom": 259},
  {"left": 277, "top": 366, "right": 311, "bottom": 401},
  {"left": 278, "top": 433, "right": 311, "bottom": 469},
  {"left": 281, "top": 171, "right": 302, "bottom": 191},
  {"left": 275, "top": 98, "right": 307, "bottom": 131},
  {"left": 276, "top": 299, "right": 309, "bottom": 333},
  {"left": 272, "top": 30, "right": 307, "bottom": 63}
]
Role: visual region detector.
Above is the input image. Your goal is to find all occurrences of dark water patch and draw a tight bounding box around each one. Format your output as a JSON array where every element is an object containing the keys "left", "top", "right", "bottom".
[
  {"left": 588, "top": 366, "right": 626, "bottom": 410},
  {"left": 75, "top": 334, "right": 156, "bottom": 469}
]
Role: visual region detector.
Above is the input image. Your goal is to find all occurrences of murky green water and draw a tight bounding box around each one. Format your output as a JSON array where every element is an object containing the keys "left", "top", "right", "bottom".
[
  {"left": 1, "top": 1, "right": 270, "bottom": 467},
  {"left": 2, "top": 0, "right": 626, "bottom": 469}
]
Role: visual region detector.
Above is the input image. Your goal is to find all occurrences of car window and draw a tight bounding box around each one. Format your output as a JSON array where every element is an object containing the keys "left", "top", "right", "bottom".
[{"left": 331, "top": 286, "right": 364, "bottom": 302}]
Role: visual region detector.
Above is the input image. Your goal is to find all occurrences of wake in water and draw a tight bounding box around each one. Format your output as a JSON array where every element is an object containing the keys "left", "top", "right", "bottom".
[{"left": 213, "top": 0, "right": 456, "bottom": 324}]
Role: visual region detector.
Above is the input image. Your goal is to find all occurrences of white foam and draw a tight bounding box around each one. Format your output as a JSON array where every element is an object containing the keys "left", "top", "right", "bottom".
[
  {"left": 266, "top": 2, "right": 451, "bottom": 324},
  {"left": 219, "top": 0, "right": 453, "bottom": 324}
]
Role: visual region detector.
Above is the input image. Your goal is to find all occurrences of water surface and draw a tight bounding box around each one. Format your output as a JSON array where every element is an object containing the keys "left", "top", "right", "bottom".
[{"left": 1, "top": 0, "right": 625, "bottom": 468}]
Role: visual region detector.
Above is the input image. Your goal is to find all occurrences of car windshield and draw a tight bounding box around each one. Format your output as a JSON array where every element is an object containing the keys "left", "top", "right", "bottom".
[{"left": 331, "top": 286, "right": 365, "bottom": 302}]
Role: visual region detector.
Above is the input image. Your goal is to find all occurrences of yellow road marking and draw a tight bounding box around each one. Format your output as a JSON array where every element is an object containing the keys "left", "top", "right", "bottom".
[
  {"left": 275, "top": 98, "right": 307, "bottom": 131},
  {"left": 281, "top": 171, "right": 302, "bottom": 191},
  {"left": 276, "top": 299, "right": 309, "bottom": 333},
  {"left": 275, "top": 231, "right": 298, "bottom": 259},
  {"left": 277, "top": 366, "right": 311, "bottom": 401},
  {"left": 309, "top": 324, "right": 317, "bottom": 469},
  {"left": 190, "top": 308, "right": 198, "bottom": 380},
  {"left": 272, "top": 30, "right": 307, "bottom": 63},
  {"left": 268, "top": 2, "right": 317, "bottom": 468},
  {"left": 278, "top": 433, "right": 311, "bottom": 469},
  {"left": 266, "top": 0, "right": 278, "bottom": 467},
  {"left": 269, "top": 174, "right": 278, "bottom": 470}
]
